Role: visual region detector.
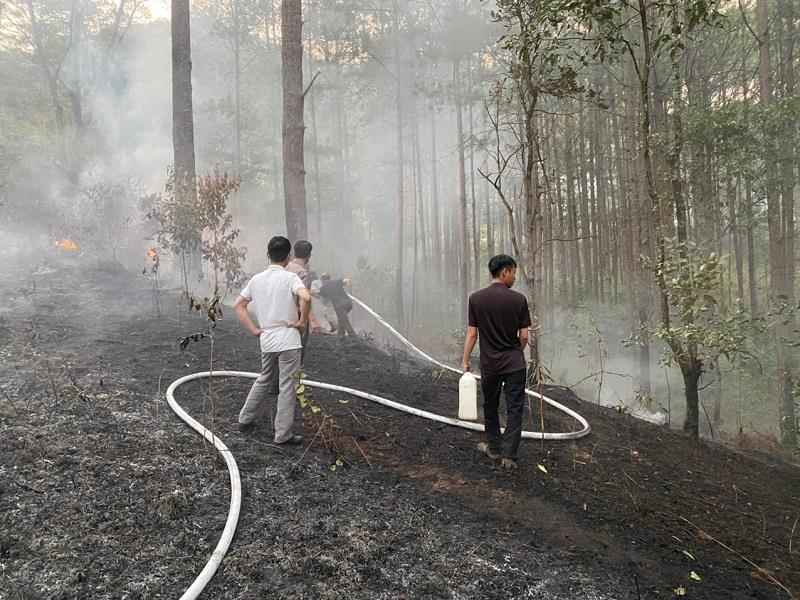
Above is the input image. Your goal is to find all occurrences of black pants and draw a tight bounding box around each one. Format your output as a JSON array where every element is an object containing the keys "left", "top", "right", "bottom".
[
  {"left": 299, "top": 326, "right": 310, "bottom": 364},
  {"left": 480, "top": 368, "right": 526, "bottom": 461},
  {"left": 334, "top": 303, "right": 356, "bottom": 338}
]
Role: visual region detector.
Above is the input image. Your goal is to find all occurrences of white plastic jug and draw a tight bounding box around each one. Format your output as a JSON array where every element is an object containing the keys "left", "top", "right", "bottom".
[{"left": 458, "top": 371, "right": 478, "bottom": 420}]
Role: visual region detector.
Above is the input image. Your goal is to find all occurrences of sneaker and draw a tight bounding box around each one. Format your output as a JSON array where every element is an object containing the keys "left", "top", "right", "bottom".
[
  {"left": 501, "top": 458, "right": 518, "bottom": 472},
  {"left": 477, "top": 442, "right": 500, "bottom": 460},
  {"left": 277, "top": 434, "right": 304, "bottom": 445},
  {"left": 238, "top": 421, "right": 256, "bottom": 433}
]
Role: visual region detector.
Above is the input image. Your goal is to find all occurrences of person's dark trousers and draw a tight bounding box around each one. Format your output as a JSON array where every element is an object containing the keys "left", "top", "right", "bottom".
[
  {"left": 299, "top": 326, "right": 310, "bottom": 364},
  {"left": 480, "top": 368, "right": 527, "bottom": 460},
  {"left": 335, "top": 304, "right": 357, "bottom": 338}
]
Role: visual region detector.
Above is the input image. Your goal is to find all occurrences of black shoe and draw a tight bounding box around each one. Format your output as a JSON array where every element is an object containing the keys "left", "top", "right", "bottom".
[
  {"left": 277, "top": 434, "right": 304, "bottom": 445},
  {"left": 238, "top": 421, "right": 256, "bottom": 433}
]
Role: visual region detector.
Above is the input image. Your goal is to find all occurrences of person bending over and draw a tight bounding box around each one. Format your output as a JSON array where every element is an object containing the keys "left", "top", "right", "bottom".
[
  {"left": 319, "top": 273, "right": 357, "bottom": 338},
  {"left": 461, "top": 254, "right": 531, "bottom": 471},
  {"left": 310, "top": 272, "right": 339, "bottom": 333},
  {"left": 233, "top": 236, "right": 311, "bottom": 444}
]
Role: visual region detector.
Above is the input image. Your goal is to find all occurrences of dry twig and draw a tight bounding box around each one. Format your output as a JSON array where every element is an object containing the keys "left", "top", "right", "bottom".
[
  {"left": 679, "top": 516, "right": 792, "bottom": 596},
  {"left": 448, "top": 543, "right": 483, "bottom": 585},
  {"left": 0, "top": 388, "right": 20, "bottom": 415}
]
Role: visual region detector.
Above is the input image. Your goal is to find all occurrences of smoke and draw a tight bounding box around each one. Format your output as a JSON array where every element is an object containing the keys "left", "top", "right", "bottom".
[{"left": 0, "top": 2, "right": 727, "bottom": 433}]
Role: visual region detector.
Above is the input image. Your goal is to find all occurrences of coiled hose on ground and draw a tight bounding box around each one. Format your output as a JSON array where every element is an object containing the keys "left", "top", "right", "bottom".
[{"left": 166, "top": 296, "right": 591, "bottom": 599}]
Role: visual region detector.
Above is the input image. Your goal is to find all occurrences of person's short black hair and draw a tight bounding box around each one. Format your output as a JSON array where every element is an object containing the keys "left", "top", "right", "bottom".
[
  {"left": 294, "top": 240, "right": 313, "bottom": 259},
  {"left": 488, "top": 254, "right": 517, "bottom": 277},
  {"left": 267, "top": 236, "right": 292, "bottom": 262}
]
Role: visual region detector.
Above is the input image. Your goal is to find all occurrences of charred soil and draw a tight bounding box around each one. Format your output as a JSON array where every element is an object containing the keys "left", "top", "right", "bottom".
[{"left": 1, "top": 257, "right": 798, "bottom": 599}]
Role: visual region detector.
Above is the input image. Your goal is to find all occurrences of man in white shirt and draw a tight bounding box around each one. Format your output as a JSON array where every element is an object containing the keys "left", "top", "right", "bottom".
[{"left": 233, "top": 236, "right": 312, "bottom": 444}]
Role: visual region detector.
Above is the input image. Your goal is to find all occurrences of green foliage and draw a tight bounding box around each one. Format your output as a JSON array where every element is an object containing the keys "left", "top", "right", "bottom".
[
  {"left": 147, "top": 168, "right": 247, "bottom": 297},
  {"left": 196, "top": 169, "right": 248, "bottom": 295},
  {"left": 650, "top": 239, "right": 763, "bottom": 372},
  {"left": 146, "top": 168, "right": 204, "bottom": 287},
  {"left": 492, "top": 0, "right": 608, "bottom": 99}
]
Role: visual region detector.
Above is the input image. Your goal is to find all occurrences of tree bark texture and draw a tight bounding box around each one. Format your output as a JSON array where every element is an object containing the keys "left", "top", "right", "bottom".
[
  {"left": 281, "top": 0, "right": 308, "bottom": 242},
  {"left": 171, "top": 0, "right": 197, "bottom": 203}
]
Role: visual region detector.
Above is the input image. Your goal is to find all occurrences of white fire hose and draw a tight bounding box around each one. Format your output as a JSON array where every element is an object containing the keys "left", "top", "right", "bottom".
[{"left": 166, "top": 296, "right": 591, "bottom": 599}]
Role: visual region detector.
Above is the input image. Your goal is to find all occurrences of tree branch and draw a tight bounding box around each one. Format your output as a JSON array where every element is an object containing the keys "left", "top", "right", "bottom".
[{"left": 302, "top": 70, "right": 321, "bottom": 98}]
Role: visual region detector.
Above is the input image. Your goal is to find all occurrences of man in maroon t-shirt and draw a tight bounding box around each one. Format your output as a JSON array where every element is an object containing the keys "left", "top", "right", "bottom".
[{"left": 461, "top": 254, "right": 531, "bottom": 471}]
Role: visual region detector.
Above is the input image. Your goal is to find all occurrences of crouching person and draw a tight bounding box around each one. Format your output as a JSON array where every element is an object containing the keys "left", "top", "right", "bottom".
[
  {"left": 233, "top": 236, "right": 311, "bottom": 445},
  {"left": 319, "top": 273, "right": 357, "bottom": 338}
]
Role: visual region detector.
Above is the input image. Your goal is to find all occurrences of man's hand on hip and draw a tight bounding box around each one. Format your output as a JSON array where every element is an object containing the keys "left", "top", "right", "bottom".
[{"left": 288, "top": 320, "right": 307, "bottom": 335}]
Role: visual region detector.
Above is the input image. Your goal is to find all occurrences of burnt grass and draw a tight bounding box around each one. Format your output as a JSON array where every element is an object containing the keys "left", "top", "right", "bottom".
[{"left": 1, "top": 256, "right": 799, "bottom": 599}]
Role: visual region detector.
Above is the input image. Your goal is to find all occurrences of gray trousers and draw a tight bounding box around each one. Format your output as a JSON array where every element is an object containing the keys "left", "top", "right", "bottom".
[{"left": 239, "top": 348, "right": 302, "bottom": 443}]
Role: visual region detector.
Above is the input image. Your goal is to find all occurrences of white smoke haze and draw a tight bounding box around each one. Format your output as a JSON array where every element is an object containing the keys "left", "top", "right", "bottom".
[{"left": 0, "top": 0, "right": 789, "bottom": 442}]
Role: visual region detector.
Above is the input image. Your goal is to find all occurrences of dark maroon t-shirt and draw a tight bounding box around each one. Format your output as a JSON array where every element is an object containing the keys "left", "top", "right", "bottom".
[{"left": 468, "top": 283, "right": 531, "bottom": 374}]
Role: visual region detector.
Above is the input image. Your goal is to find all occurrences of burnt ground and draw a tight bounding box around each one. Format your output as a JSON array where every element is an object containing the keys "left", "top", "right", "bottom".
[{"left": 1, "top": 254, "right": 799, "bottom": 599}]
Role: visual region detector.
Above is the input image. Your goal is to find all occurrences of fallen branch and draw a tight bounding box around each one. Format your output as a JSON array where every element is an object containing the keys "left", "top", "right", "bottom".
[
  {"left": 347, "top": 435, "right": 372, "bottom": 468},
  {"left": 0, "top": 388, "right": 20, "bottom": 415},
  {"left": 288, "top": 425, "right": 324, "bottom": 475},
  {"left": 679, "top": 516, "right": 792, "bottom": 597},
  {"left": 15, "top": 479, "right": 44, "bottom": 494},
  {"left": 448, "top": 543, "right": 483, "bottom": 585}
]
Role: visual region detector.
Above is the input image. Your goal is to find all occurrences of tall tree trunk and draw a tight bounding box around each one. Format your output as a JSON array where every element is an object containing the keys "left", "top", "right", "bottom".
[
  {"left": 591, "top": 111, "right": 607, "bottom": 303},
  {"left": 485, "top": 183, "right": 494, "bottom": 259},
  {"left": 554, "top": 131, "right": 569, "bottom": 306},
  {"left": 307, "top": 54, "right": 322, "bottom": 236},
  {"left": 577, "top": 110, "right": 593, "bottom": 300},
  {"left": 519, "top": 65, "right": 542, "bottom": 366},
  {"left": 682, "top": 364, "right": 702, "bottom": 438},
  {"left": 623, "top": 44, "right": 651, "bottom": 398},
  {"left": 65, "top": 1, "right": 86, "bottom": 182},
  {"left": 411, "top": 98, "right": 428, "bottom": 264},
  {"left": 454, "top": 60, "right": 469, "bottom": 322},
  {"left": 732, "top": 180, "right": 745, "bottom": 303},
  {"left": 26, "top": 0, "right": 67, "bottom": 167},
  {"left": 281, "top": 0, "right": 307, "bottom": 242},
  {"left": 394, "top": 32, "right": 406, "bottom": 324},
  {"left": 467, "top": 63, "right": 480, "bottom": 293},
  {"left": 745, "top": 181, "right": 759, "bottom": 317},
  {"left": 565, "top": 118, "right": 581, "bottom": 303},
  {"left": 232, "top": 0, "right": 242, "bottom": 172},
  {"left": 779, "top": 0, "right": 797, "bottom": 447},
  {"left": 758, "top": 0, "right": 797, "bottom": 446},
  {"left": 430, "top": 105, "right": 442, "bottom": 274},
  {"left": 171, "top": 0, "right": 197, "bottom": 203}
]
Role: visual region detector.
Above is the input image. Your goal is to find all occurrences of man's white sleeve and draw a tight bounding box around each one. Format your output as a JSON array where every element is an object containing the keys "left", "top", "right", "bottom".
[
  {"left": 290, "top": 274, "right": 305, "bottom": 296},
  {"left": 240, "top": 279, "right": 253, "bottom": 301}
]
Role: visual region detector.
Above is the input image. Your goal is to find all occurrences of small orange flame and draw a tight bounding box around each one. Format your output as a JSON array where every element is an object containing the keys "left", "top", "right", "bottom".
[
  {"left": 146, "top": 248, "right": 158, "bottom": 261},
  {"left": 57, "top": 239, "right": 77, "bottom": 251}
]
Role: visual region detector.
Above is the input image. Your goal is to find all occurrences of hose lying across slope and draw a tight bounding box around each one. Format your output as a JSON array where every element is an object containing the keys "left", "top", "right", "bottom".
[
  {"left": 166, "top": 295, "right": 591, "bottom": 599},
  {"left": 348, "top": 295, "right": 590, "bottom": 441}
]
